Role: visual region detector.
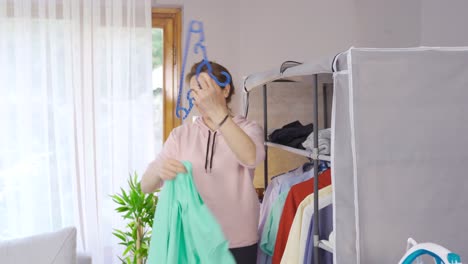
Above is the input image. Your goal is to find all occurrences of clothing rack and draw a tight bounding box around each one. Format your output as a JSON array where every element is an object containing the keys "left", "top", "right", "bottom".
[
  {"left": 262, "top": 77, "right": 332, "bottom": 264},
  {"left": 244, "top": 58, "right": 336, "bottom": 264}
]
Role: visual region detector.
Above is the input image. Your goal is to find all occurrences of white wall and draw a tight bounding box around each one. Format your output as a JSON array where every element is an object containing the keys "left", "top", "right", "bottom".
[
  {"left": 420, "top": 0, "right": 468, "bottom": 46},
  {"left": 153, "top": 0, "right": 468, "bottom": 113},
  {"left": 354, "top": 0, "right": 468, "bottom": 47},
  {"left": 153, "top": 0, "right": 468, "bottom": 186},
  {"left": 354, "top": 0, "right": 421, "bottom": 47},
  {"left": 239, "top": 0, "right": 357, "bottom": 77},
  {"left": 238, "top": 0, "right": 357, "bottom": 129},
  {"left": 153, "top": 0, "right": 357, "bottom": 116}
]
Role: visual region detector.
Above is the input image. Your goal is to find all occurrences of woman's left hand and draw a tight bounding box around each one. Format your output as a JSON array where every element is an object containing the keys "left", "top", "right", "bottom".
[{"left": 191, "top": 72, "right": 229, "bottom": 124}]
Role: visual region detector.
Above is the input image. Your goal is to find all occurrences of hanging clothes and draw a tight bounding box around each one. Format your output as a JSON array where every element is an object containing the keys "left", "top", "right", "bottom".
[
  {"left": 259, "top": 162, "right": 330, "bottom": 235},
  {"left": 257, "top": 162, "right": 330, "bottom": 264},
  {"left": 147, "top": 161, "right": 236, "bottom": 264},
  {"left": 272, "top": 169, "right": 332, "bottom": 264},
  {"left": 261, "top": 191, "right": 290, "bottom": 256},
  {"left": 259, "top": 166, "right": 307, "bottom": 235},
  {"left": 257, "top": 166, "right": 310, "bottom": 264},
  {"left": 303, "top": 206, "right": 334, "bottom": 264},
  {"left": 299, "top": 198, "right": 332, "bottom": 263},
  {"left": 280, "top": 186, "right": 333, "bottom": 264}
]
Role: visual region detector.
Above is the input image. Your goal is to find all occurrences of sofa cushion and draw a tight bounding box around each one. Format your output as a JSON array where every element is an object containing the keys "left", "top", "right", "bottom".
[
  {"left": 77, "top": 252, "right": 92, "bottom": 264},
  {"left": 0, "top": 227, "right": 77, "bottom": 264}
]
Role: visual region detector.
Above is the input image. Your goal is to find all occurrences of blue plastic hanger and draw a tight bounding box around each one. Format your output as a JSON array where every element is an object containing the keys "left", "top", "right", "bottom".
[{"left": 176, "top": 20, "right": 232, "bottom": 120}]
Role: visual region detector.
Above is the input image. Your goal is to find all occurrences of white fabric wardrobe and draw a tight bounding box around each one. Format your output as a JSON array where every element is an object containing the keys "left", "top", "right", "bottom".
[
  {"left": 244, "top": 47, "right": 468, "bottom": 263},
  {"left": 333, "top": 47, "right": 468, "bottom": 263}
]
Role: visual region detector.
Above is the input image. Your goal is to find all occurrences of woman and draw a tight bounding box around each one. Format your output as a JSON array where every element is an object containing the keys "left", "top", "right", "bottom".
[{"left": 141, "top": 61, "right": 265, "bottom": 264}]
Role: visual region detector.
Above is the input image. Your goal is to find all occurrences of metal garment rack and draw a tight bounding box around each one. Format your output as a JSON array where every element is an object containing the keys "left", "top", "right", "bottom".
[{"left": 262, "top": 75, "right": 332, "bottom": 264}]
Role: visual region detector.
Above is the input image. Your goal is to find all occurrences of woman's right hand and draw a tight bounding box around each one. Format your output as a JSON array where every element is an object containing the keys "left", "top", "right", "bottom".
[
  {"left": 141, "top": 158, "right": 186, "bottom": 193},
  {"left": 158, "top": 158, "right": 187, "bottom": 181}
]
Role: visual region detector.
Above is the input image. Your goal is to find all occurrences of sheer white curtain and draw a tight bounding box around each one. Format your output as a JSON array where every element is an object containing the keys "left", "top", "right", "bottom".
[{"left": 0, "top": 0, "right": 153, "bottom": 263}]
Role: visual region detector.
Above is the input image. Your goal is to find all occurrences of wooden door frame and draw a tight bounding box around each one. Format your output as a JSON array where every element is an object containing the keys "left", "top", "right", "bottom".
[{"left": 152, "top": 8, "right": 182, "bottom": 140}]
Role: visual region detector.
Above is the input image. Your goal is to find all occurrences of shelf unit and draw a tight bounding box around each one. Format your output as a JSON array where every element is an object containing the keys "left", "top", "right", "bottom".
[
  {"left": 264, "top": 142, "right": 331, "bottom": 162},
  {"left": 260, "top": 74, "right": 333, "bottom": 264}
]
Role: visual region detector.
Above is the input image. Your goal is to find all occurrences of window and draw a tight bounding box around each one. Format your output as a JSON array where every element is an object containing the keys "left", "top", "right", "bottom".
[{"left": 152, "top": 8, "right": 182, "bottom": 143}]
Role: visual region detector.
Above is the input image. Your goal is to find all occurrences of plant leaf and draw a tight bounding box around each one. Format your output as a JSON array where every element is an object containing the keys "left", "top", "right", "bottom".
[
  {"left": 124, "top": 211, "right": 133, "bottom": 219},
  {"left": 111, "top": 194, "right": 126, "bottom": 206},
  {"left": 112, "top": 231, "right": 127, "bottom": 242},
  {"left": 118, "top": 256, "right": 126, "bottom": 264},
  {"left": 116, "top": 206, "right": 130, "bottom": 213},
  {"left": 110, "top": 172, "right": 158, "bottom": 262},
  {"left": 121, "top": 188, "right": 130, "bottom": 203},
  {"left": 122, "top": 244, "right": 133, "bottom": 257}
]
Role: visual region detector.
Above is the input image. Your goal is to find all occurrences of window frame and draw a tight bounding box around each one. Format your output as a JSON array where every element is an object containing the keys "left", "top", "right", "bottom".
[{"left": 152, "top": 8, "right": 182, "bottom": 140}]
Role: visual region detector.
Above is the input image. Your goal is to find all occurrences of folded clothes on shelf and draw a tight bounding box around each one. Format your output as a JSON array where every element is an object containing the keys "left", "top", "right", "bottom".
[
  {"left": 302, "top": 128, "right": 331, "bottom": 155},
  {"left": 269, "top": 121, "right": 314, "bottom": 149}
]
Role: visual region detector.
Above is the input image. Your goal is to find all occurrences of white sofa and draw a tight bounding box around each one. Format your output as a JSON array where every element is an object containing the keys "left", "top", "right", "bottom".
[{"left": 0, "top": 227, "right": 91, "bottom": 264}]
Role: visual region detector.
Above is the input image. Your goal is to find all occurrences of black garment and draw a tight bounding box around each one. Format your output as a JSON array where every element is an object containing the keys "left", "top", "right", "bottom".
[
  {"left": 287, "top": 135, "right": 309, "bottom": 149},
  {"left": 229, "top": 243, "right": 257, "bottom": 264},
  {"left": 269, "top": 121, "right": 313, "bottom": 149}
]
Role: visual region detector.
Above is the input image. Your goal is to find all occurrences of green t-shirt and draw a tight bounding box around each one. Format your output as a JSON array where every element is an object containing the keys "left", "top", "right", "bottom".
[
  {"left": 260, "top": 190, "right": 289, "bottom": 256},
  {"left": 147, "top": 161, "right": 235, "bottom": 264}
]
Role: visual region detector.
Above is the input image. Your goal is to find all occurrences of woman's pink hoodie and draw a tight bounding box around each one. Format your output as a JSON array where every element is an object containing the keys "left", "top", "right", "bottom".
[{"left": 151, "top": 115, "right": 265, "bottom": 248}]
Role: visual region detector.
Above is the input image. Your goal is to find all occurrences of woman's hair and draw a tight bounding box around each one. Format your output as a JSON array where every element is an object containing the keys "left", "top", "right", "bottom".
[{"left": 186, "top": 61, "right": 235, "bottom": 104}]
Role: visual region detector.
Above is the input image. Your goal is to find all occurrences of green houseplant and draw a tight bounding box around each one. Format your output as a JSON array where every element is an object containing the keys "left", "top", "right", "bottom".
[{"left": 111, "top": 173, "right": 159, "bottom": 264}]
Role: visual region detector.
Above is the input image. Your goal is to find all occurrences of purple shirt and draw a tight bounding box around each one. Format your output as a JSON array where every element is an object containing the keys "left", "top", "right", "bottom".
[{"left": 303, "top": 204, "right": 333, "bottom": 264}]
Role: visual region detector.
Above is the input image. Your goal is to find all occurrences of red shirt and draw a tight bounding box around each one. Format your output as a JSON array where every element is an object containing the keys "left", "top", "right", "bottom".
[{"left": 272, "top": 169, "right": 332, "bottom": 264}]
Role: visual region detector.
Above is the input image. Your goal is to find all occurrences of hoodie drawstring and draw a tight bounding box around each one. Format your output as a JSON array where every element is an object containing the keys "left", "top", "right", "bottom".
[
  {"left": 204, "top": 130, "right": 217, "bottom": 173},
  {"left": 205, "top": 130, "right": 211, "bottom": 172},
  {"left": 210, "top": 132, "right": 217, "bottom": 172}
]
